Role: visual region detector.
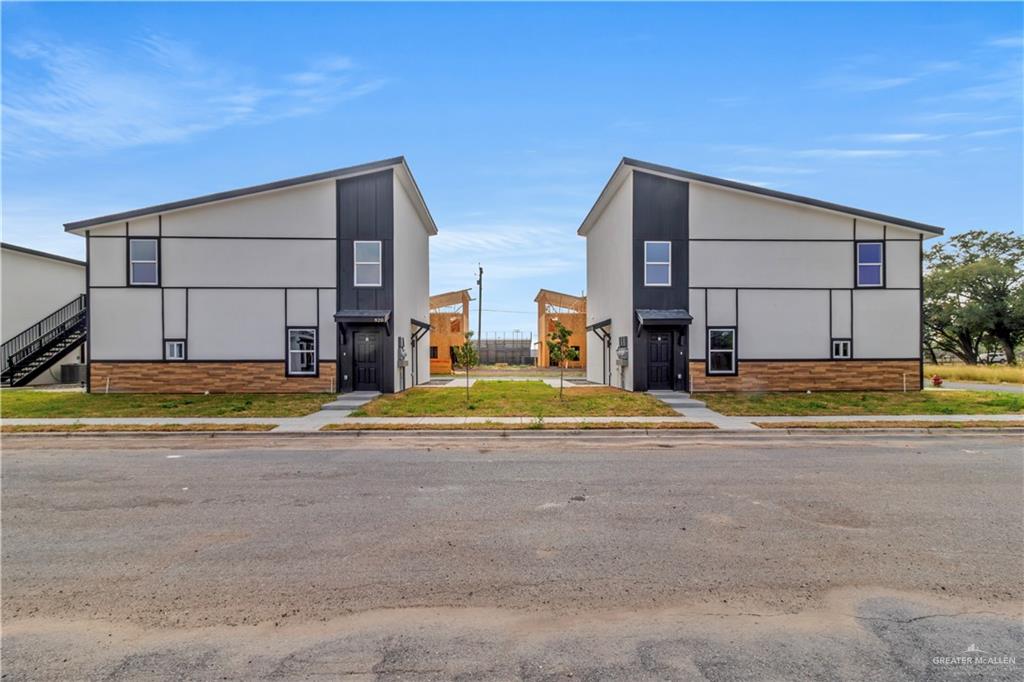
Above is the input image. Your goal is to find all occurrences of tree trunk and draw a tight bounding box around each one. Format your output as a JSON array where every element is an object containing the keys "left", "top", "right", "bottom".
[
  {"left": 998, "top": 337, "right": 1017, "bottom": 365},
  {"left": 465, "top": 367, "right": 470, "bottom": 403},
  {"left": 559, "top": 364, "right": 564, "bottom": 401}
]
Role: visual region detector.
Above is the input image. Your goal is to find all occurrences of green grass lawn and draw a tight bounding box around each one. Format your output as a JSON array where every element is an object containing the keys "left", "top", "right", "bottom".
[
  {"left": 351, "top": 381, "right": 677, "bottom": 417},
  {"left": 0, "top": 391, "right": 330, "bottom": 418},
  {"left": 698, "top": 390, "right": 1024, "bottom": 416}
]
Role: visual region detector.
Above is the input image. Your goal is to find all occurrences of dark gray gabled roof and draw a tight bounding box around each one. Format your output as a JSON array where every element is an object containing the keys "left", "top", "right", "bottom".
[
  {"left": 64, "top": 157, "right": 436, "bottom": 232},
  {"left": 579, "top": 157, "right": 945, "bottom": 236},
  {"left": 1, "top": 241, "right": 86, "bottom": 267}
]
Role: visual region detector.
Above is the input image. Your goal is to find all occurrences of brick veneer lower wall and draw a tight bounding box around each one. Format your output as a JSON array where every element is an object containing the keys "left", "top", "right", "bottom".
[
  {"left": 90, "top": 362, "right": 337, "bottom": 393},
  {"left": 689, "top": 360, "right": 920, "bottom": 392}
]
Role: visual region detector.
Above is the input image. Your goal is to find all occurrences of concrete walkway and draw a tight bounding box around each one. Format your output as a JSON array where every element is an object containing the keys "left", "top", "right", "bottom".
[
  {"left": 418, "top": 377, "right": 594, "bottom": 389},
  {"left": 941, "top": 381, "right": 1022, "bottom": 394}
]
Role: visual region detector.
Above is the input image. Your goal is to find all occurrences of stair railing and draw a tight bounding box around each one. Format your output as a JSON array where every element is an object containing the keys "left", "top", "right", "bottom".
[{"left": 2, "top": 294, "right": 86, "bottom": 376}]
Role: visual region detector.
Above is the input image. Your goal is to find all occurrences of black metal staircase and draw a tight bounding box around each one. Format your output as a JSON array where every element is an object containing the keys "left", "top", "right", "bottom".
[{"left": 2, "top": 294, "right": 87, "bottom": 387}]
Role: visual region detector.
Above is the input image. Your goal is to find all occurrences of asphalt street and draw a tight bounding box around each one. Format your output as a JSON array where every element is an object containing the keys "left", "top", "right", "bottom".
[{"left": 2, "top": 432, "right": 1022, "bottom": 680}]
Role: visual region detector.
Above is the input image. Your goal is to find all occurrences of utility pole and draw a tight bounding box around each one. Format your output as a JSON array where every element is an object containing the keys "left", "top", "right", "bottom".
[{"left": 475, "top": 264, "right": 483, "bottom": 349}]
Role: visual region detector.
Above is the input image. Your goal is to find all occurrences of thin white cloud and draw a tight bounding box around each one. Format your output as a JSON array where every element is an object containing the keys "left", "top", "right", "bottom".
[
  {"left": 3, "top": 35, "right": 384, "bottom": 158},
  {"left": 987, "top": 34, "right": 1024, "bottom": 49},
  {"left": 848, "top": 133, "right": 945, "bottom": 143},
  {"left": 963, "top": 127, "right": 1023, "bottom": 138},
  {"left": 431, "top": 223, "right": 584, "bottom": 292},
  {"left": 727, "top": 165, "right": 818, "bottom": 176},
  {"left": 794, "top": 148, "right": 934, "bottom": 159}
]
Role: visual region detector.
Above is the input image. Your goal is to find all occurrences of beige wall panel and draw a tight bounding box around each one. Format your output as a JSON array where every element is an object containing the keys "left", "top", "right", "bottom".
[
  {"left": 128, "top": 216, "right": 160, "bottom": 236},
  {"left": 188, "top": 289, "right": 285, "bottom": 359},
  {"left": 885, "top": 240, "right": 921, "bottom": 288},
  {"left": 2, "top": 249, "right": 85, "bottom": 340},
  {"left": 160, "top": 182, "right": 335, "bottom": 238},
  {"left": 853, "top": 289, "right": 919, "bottom": 358},
  {"left": 887, "top": 225, "right": 924, "bottom": 240},
  {"left": 856, "top": 219, "right": 886, "bottom": 239},
  {"left": 689, "top": 288, "right": 706, "bottom": 358},
  {"left": 90, "top": 288, "right": 162, "bottom": 359},
  {"left": 318, "top": 289, "right": 337, "bottom": 361},
  {"left": 393, "top": 177, "right": 431, "bottom": 389},
  {"left": 738, "top": 290, "right": 831, "bottom": 359},
  {"left": 689, "top": 184, "right": 854, "bottom": 240},
  {"left": 163, "top": 289, "right": 187, "bottom": 338},
  {"left": 161, "top": 239, "right": 333, "bottom": 288},
  {"left": 585, "top": 173, "right": 634, "bottom": 389},
  {"left": 706, "top": 289, "right": 737, "bottom": 326},
  {"left": 87, "top": 224, "right": 126, "bottom": 237},
  {"left": 831, "top": 290, "right": 852, "bottom": 338},
  {"left": 88, "top": 238, "right": 126, "bottom": 287},
  {"left": 690, "top": 241, "right": 853, "bottom": 288},
  {"left": 286, "top": 289, "right": 318, "bottom": 326}
]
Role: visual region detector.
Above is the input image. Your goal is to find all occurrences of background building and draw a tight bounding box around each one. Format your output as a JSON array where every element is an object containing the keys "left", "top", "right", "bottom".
[
  {"left": 1, "top": 242, "right": 87, "bottom": 386},
  {"left": 428, "top": 288, "right": 470, "bottom": 374},
  {"left": 535, "top": 289, "right": 586, "bottom": 369}
]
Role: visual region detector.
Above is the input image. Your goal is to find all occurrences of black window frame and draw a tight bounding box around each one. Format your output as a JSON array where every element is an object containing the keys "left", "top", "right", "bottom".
[
  {"left": 127, "top": 237, "right": 161, "bottom": 287},
  {"left": 285, "top": 326, "right": 319, "bottom": 377},
  {"left": 831, "top": 338, "right": 852, "bottom": 360},
  {"left": 163, "top": 338, "right": 186, "bottom": 361},
  {"left": 429, "top": 346, "right": 439, "bottom": 359},
  {"left": 706, "top": 326, "right": 738, "bottom": 376},
  {"left": 854, "top": 240, "right": 885, "bottom": 289}
]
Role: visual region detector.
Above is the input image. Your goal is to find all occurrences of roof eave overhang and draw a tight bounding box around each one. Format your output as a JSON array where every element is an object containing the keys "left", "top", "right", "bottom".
[
  {"left": 64, "top": 156, "right": 439, "bottom": 236},
  {"left": 622, "top": 158, "right": 945, "bottom": 237}
]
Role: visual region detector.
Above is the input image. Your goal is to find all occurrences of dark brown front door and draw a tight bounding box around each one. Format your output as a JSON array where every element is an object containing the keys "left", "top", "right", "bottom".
[
  {"left": 647, "top": 333, "right": 672, "bottom": 390},
  {"left": 354, "top": 331, "right": 381, "bottom": 391}
]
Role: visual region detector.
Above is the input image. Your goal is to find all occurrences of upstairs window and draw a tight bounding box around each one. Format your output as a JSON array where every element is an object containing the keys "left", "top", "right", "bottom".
[
  {"left": 644, "top": 241, "right": 671, "bottom": 286},
  {"left": 129, "top": 238, "right": 159, "bottom": 286},
  {"left": 354, "top": 240, "right": 382, "bottom": 287},
  {"left": 707, "top": 328, "right": 737, "bottom": 375},
  {"left": 856, "top": 242, "right": 884, "bottom": 287},
  {"left": 429, "top": 346, "right": 439, "bottom": 359},
  {"left": 287, "top": 328, "right": 317, "bottom": 376}
]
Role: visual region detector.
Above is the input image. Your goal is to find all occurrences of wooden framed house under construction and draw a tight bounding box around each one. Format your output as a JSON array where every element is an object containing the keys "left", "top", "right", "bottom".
[
  {"left": 428, "top": 288, "right": 471, "bottom": 374},
  {"left": 535, "top": 289, "right": 586, "bottom": 369}
]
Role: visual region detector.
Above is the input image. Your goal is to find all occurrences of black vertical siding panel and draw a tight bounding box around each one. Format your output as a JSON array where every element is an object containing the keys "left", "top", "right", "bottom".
[
  {"left": 632, "top": 171, "right": 690, "bottom": 391},
  {"left": 336, "top": 168, "right": 395, "bottom": 392}
]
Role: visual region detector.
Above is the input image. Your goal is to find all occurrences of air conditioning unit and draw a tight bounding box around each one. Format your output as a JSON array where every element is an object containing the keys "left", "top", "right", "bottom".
[{"left": 61, "top": 364, "right": 87, "bottom": 385}]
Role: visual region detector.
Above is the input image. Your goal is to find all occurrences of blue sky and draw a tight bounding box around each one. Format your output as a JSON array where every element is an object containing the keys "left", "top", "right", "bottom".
[{"left": 3, "top": 2, "right": 1021, "bottom": 334}]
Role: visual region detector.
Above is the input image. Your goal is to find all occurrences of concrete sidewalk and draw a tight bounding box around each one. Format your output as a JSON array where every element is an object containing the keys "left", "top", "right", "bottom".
[{"left": 3, "top": 412, "right": 1021, "bottom": 433}]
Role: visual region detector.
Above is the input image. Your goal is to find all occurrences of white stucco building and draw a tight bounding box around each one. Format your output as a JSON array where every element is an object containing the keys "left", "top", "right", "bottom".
[
  {"left": 64, "top": 157, "right": 435, "bottom": 393},
  {"left": 1, "top": 243, "right": 87, "bottom": 385},
  {"left": 580, "top": 158, "right": 943, "bottom": 392}
]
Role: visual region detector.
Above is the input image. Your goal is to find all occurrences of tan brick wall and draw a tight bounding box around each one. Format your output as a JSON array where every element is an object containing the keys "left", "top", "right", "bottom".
[
  {"left": 90, "top": 362, "right": 336, "bottom": 393},
  {"left": 689, "top": 360, "right": 920, "bottom": 392}
]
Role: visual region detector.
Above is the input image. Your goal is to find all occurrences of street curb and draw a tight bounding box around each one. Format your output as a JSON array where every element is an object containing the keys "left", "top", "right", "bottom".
[{"left": 2, "top": 427, "right": 1021, "bottom": 440}]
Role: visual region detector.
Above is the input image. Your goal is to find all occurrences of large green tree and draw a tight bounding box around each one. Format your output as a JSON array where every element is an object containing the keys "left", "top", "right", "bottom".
[{"left": 923, "top": 229, "right": 1023, "bottom": 365}]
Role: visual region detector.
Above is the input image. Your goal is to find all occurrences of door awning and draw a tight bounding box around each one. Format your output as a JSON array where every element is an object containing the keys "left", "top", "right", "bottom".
[
  {"left": 334, "top": 309, "right": 391, "bottom": 324},
  {"left": 635, "top": 309, "right": 693, "bottom": 327}
]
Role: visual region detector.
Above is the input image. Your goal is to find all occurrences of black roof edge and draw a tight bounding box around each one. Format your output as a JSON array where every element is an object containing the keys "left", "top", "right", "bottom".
[
  {"left": 1, "top": 241, "right": 85, "bottom": 267},
  {"left": 622, "top": 158, "right": 945, "bottom": 235},
  {"left": 64, "top": 157, "right": 407, "bottom": 232},
  {"left": 586, "top": 318, "right": 612, "bottom": 332},
  {"left": 411, "top": 318, "right": 431, "bottom": 330}
]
